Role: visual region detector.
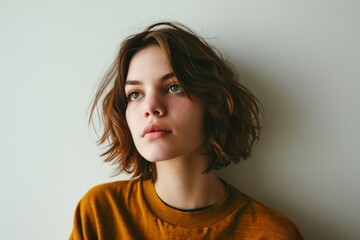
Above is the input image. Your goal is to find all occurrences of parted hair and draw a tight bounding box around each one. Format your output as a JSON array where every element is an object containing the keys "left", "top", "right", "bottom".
[{"left": 90, "top": 22, "right": 263, "bottom": 180}]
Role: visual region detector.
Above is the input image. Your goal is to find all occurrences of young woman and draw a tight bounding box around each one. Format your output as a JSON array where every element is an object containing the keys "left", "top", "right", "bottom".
[{"left": 70, "top": 22, "right": 303, "bottom": 239}]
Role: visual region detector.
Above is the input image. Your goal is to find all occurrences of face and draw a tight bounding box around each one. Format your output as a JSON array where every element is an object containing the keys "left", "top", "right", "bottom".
[{"left": 125, "top": 45, "right": 205, "bottom": 163}]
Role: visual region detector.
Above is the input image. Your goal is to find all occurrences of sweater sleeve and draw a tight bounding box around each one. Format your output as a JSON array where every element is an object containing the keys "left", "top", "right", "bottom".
[
  {"left": 69, "top": 189, "right": 103, "bottom": 240},
  {"left": 69, "top": 181, "right": 139, "bottom": 240},
  {"left": 69, "top": 197, "right": 96, "bottom": 240}
]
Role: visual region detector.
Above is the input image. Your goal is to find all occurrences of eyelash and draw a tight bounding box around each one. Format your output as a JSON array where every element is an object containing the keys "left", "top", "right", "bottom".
[
  {"left": 126, "top": 83, "right": 185, "bottom": 102},
  {"left": 127, "top": 91, "right": 141, "bottom": 101},
  {"left": 167, "top": 83, "right": 184, "bottom": 93}
]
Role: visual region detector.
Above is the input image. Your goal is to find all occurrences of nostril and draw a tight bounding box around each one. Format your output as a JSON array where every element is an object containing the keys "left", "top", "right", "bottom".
[{"left": 144, "top": 108, "right": 164, "bottom": 118}]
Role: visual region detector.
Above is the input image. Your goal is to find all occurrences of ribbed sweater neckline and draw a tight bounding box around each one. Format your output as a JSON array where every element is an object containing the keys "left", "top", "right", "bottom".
[{"left": 141, "top": 179, "right": 247, "bottom": 228}]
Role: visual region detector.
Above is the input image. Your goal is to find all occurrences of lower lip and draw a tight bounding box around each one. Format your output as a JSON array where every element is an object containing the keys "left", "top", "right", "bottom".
[{"left": 143, "top": 131, "right": 171, "bottom": 140}]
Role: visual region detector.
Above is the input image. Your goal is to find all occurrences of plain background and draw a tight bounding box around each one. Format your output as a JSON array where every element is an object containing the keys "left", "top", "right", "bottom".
[{"left": 1, "top": 0, "right": 359, "bottom": 239}]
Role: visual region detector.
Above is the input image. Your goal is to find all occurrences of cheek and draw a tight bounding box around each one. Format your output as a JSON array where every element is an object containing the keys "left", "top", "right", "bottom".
[
  {"left": 178, "top": 101, "right": 205, "bottom": 129},
  {"left": 125, "top": 108, "right": 137, "bottom": 135}
]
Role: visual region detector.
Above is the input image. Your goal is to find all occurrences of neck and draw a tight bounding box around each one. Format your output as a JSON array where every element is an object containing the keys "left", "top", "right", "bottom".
[{"left": 153, "top": 155, "right": 226, "bottom": 210}]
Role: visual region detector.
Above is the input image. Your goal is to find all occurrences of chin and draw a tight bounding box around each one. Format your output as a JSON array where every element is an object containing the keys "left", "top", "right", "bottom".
[
  {"left": 139, "top": 150, "right": 180, "bottom": 163},
  {"left": 142, "top": 155, "right": 176, "bottom": 163}
]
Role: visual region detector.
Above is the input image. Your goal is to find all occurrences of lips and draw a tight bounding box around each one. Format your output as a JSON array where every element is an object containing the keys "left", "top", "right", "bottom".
[{"left": 141, "top": 123, "right": 172, "bottom": 139}]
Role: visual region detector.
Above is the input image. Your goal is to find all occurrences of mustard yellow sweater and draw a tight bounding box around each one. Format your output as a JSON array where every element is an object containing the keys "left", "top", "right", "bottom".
[{"left": 70, "top": 179, "right": 303, "bottom": 239}]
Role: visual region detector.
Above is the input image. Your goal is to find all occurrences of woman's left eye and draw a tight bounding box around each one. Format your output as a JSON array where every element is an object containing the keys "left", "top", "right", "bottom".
[{"left": 168, "top": 84, "right": 184, "bottom": 93}]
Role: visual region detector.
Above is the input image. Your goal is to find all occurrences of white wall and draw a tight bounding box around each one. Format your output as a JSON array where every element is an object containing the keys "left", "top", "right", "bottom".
[{"left": 1, "top": 1, "right": 359, "bottom": 239}]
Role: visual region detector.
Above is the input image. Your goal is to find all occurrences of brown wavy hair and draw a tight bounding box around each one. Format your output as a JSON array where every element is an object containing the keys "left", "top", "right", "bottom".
[{"left": 89, "top": 22, "right": 263, "bottom": 180}]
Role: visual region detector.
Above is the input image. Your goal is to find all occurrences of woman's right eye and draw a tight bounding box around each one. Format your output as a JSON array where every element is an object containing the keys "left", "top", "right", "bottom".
[{"left": 127, "top": 91, "right": 140, "bottom": 101}]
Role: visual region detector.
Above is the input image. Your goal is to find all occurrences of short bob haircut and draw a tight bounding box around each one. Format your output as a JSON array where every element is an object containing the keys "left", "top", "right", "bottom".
[{"left": 90, "top": 22, "right": 262, "bottom": 180}]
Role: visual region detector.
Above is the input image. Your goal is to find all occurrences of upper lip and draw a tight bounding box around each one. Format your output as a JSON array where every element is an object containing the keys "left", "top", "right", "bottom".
[{"left": 141, "top": 123, "right": 171, "bottom": 137}]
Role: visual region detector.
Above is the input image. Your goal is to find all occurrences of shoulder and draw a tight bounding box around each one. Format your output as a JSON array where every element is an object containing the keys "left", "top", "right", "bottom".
[
  {"left": 70, "top": 179, "right": 143, "bottom": 239},
  {"left": 78, "top": 179, "right": 140, "bottom": 207},
  {"left": 227, "top": 184, "right": 304, "bottom": 239},
  {"left": 247, "top": 200, "right": 303, "bottom": 239}
]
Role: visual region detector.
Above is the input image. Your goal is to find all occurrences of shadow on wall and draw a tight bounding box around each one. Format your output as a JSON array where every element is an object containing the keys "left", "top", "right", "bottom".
[{"left": 216, "top": 62, "right": 351, "bottom": 240}]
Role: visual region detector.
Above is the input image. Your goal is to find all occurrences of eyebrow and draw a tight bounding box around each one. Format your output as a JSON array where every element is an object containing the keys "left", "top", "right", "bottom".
[{"left": 125, "top": 72, "right": 175, "bottom": 86}]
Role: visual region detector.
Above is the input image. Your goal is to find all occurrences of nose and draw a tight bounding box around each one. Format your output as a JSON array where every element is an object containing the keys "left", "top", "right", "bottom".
[{"left": 143, "top": 93, "right": 166, "bottom": 118}]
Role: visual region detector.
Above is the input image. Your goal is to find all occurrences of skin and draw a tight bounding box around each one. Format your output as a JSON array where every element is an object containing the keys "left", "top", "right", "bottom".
[{"left": 125, "top": 45, "right": 225, "bottom": 210}]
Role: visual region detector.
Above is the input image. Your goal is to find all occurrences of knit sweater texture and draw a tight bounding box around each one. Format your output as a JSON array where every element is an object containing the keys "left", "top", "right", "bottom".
[{"left": 70, "top": 179, "right": 303, "bottom": 239}]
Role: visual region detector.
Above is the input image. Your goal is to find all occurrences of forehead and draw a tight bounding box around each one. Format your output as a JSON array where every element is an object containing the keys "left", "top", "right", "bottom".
[{"left": 126, "top": 45, "right": 172, "bottom": 81}]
